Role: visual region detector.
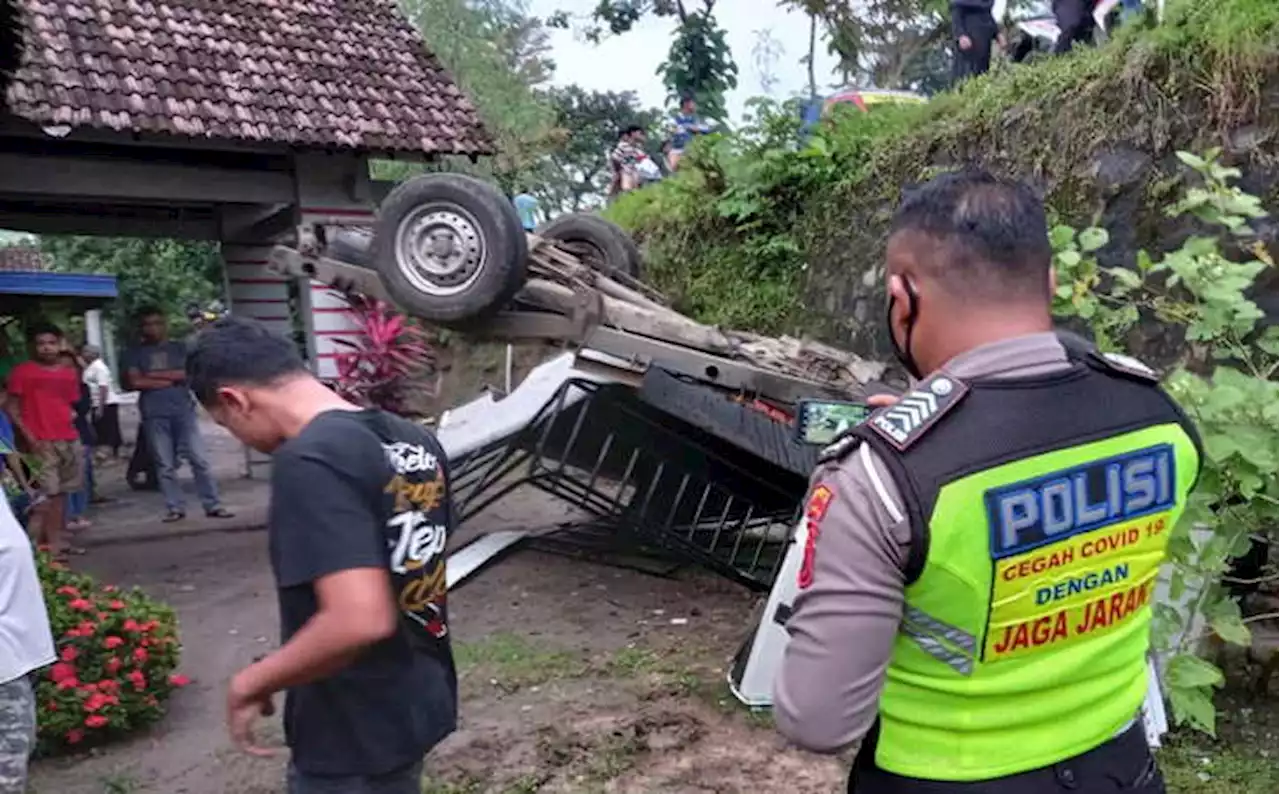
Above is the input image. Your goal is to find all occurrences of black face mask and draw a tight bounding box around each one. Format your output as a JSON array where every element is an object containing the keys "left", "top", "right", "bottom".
[{"left": 885, "top": 279, "right": 922, "bottom": 380}]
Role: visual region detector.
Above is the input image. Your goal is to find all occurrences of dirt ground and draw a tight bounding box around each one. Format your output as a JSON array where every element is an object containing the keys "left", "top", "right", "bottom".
[{"left": 27, "top": 488, "right": 849, "bottom": 794}]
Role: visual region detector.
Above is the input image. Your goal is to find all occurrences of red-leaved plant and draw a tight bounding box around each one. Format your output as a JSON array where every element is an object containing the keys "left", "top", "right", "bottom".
[
  {"left": 333, "top": 294, "right": 436, "bottom": 415},
  {"left": 36, "top": 551, "right": 190, "bottom": 755}
]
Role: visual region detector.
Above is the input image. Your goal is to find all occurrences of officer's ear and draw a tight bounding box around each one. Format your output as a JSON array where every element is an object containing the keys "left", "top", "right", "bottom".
[{"left": 1047, "top": 266, "right": 1057, "bottom": 298}]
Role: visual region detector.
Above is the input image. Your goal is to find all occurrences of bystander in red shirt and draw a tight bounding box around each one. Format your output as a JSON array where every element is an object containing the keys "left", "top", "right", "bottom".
[{"left": 7, "top": 361, "right": 79, "bottom": 442}]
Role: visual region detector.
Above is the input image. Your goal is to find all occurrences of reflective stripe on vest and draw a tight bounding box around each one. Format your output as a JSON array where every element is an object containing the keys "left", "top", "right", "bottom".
[
  {"left": 901, "top": 605, "right": 977, "bottom": 675},
  {"left": 875, "top": 423, "right": 1199, "bottom": 782}
]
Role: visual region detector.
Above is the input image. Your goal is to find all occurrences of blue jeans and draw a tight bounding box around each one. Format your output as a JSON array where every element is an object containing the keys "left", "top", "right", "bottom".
[
  {"left": 144, "top": 412, "right": 220, "bottom": 514},
  {"left": 287, "top": 761, "right": 423, "bottom": 794},
  {"left": 67, "top": 446, "right": 93, "bottom": 519}
]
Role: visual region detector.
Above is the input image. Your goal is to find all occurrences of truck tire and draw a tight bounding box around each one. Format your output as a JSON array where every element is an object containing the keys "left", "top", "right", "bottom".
[
  {"left": 371, "top": 174, "right": 528, "bottom": 326},
  {"left": 538, "top": 213, "right": 642, "bottom": 278}
]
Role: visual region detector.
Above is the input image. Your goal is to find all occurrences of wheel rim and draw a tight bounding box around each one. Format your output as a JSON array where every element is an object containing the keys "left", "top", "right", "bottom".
[{"left": 393, "top": 204, "right": 488, "bottom": 297}]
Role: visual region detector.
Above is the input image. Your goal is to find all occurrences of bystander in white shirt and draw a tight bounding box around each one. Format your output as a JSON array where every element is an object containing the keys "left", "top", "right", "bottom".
[{"left": 82, "top": 356, "right": 121, "bottom": 409}]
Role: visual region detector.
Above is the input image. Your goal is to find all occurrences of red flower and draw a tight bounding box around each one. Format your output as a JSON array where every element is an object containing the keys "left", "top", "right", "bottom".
[
  {"left": 84, "top": 692, "right": 111, "bottom": 711},
  {"left": 122, "top": 619, "right": 141, "bottom": 633},
  {"left": 55, "top": 677, "right": 79, "bottom": 691},
  {"left": 132, "top": 647, "right": 149, "bottom": 664},
  {"left": 141, "top": 638, "right": 153, "bottom": 647},
  {"left": 103, "top": 636, "right": 124, "bottom": 650},
  {"left": 127, "top": 671, "right": 146, "bottom": 691},
  {"left": 49, "top": 662, "right": 77, "bottom": 683},
  {"left": 169, "top": 674, "right": 192, "bottom": 687},
  {"left": 102, "top": 585, "right": 119, "bottom": 593},
  {"left": 46, "top": 701, "right": 58, "bottom": 712},
  {"left": 56, "top": 586, "right": 80, "bottom": 597},
  {"left": 65, "top": 729, "right": 84, "bottom": 744},
  {"left": 105, "top": 657, "right": 123, "bottom": 674},
  {"left": 80, "top": 682, "right": 99, "bottom": 692},
  {"left": 108, "top": 600, "right": 125, "bottom": 610},
  {"left": 84, "top": 714, "right": 108, "bottom": 729},
  {"left": 77, "top": 621, "right": 97, "bottom": 636},
  {"left": 97, "top": 612, "right": 108, "bottom": 620},
  {"left": 68, "top": 599, "right": 93, "bottom": 611},
  {"left": 97, "top": 679, "right": 120, "bottom": 694},
  {"left": 60, "top": 646, "right": 79, "bottom": 662},
  {"left": 140, "top": 620, "right": 159, "bottom": 633}
]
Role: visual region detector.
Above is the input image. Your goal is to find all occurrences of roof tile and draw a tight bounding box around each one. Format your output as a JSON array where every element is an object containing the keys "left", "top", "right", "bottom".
[{"left": 4, "top": 0, "right": 493, "bottom": 155}]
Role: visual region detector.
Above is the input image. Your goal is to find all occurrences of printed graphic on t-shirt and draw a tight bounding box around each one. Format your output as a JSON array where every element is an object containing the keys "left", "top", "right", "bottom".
[
  {"left": 982, "top": 444, "right": 1175, "bottom": 661},
  {"left": 382, "top": 441, "right": 449, "bottom": 639}
]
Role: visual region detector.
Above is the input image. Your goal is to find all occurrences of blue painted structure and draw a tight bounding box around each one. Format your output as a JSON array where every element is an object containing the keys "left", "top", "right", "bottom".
[{"left": 0, "top": 271, "right": 118, "bottom": 302}]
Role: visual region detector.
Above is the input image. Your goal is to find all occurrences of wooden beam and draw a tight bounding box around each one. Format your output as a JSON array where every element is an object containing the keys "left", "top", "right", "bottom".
[
  {"left": 0, "top": 152, "right": 295, "bottom": 204},
  {"left": 0, "top": 207, "right": 220, "bottom": 239}
]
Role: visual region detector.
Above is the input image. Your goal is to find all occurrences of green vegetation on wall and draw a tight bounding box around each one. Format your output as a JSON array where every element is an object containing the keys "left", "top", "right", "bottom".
[{"left": 605, "top": 0, "right": 1278, "bottom": 347}]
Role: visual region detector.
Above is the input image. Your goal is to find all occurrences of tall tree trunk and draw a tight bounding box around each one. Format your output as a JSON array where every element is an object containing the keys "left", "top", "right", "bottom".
[{"left": 807, "top": 12, "right": 818, "bottom": 101}]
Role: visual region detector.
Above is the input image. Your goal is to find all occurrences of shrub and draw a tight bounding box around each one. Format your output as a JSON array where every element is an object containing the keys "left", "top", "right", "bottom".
[
  {"left": 1052, "top": 151, "right": 1278, "bottom": 735},
  {"left": 35, "top": 551, "right": 190, "bottom": 755},
  {"left": 605, "top": 0, "right": 1278, "bottom": 341},
  {"left": 333, "top": 294, "right": 437, "bottom": 416}
]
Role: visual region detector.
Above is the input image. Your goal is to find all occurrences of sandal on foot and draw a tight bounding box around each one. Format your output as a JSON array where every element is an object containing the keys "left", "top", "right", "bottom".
[
  {"left": 205, "top": 508, "right": 235, "bottom": 519},
  {"left": 162, "top": 511, "right": 186, "bottom": 523}
]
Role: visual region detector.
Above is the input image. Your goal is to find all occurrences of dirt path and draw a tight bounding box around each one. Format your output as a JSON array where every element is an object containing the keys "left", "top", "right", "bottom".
[
  {"left": 26, "top": 491, "right": 1278, "bottom": 794},
  {"left": 26, "top": 496, "right": 847, "bottom": 794}
]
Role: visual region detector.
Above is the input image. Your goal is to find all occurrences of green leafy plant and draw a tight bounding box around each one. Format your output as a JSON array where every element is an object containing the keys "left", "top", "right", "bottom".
[
  {"left": 334, "top": 294, "right": 436, "bottom": 417},
  {"left": 35, "top": 552, "right": 190, "bottom": 755},
  {"left": 1051, "top": 149, "right": 1278, "bottom": 736}
]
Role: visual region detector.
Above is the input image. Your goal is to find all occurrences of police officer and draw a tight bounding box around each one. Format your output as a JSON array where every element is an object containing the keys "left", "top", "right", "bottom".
[{"left": 774, "top": 170, "right": 1201, "bottom": 793}]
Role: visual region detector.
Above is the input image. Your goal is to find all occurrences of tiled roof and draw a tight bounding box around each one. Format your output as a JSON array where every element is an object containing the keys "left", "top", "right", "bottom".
[{"left": 3, "top": 0, "right": 494, "bottom": 155}]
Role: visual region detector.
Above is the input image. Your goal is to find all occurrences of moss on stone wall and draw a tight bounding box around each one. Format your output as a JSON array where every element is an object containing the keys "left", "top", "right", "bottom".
[{"left": 606, "top": 0, "right": 1278, "bottom": 360}]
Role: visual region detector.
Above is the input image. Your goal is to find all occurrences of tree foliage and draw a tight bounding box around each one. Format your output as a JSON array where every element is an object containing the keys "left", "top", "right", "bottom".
[
  {"left": 388, "top": 0, "right": 558, "bottom": 189},
  {"left": 553, "top": 0, "right": 739, "bottom": 120},
  {"left": 38, "top": 236, "right": 223, "bottom": 339},
  {"left": 782, "top": 0, "right": 953, "bottom": 94}
]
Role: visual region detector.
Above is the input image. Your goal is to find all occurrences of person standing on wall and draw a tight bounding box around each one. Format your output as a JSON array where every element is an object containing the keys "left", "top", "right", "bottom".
[
  {"left": 664, "top": 95, "right": 712, "bottom": 172},
  {"left": 186, "top": 317, "right": 458, "bottom": 794},
  {"left": 951, "top": 0, "right": 1007, "bottom": 82},
  {"left": 774, "top": 170, "right": 1202, "bottom": 793},
  {"left": 1053, "top": 0, "right": 1097, "bottom": 54},
  {"left": 123, "top": 307, "right": 232, "bottom": 523},
  {"left": 0, "top": 494, "right": 56, "bottom": 793},
  {"left": 81, "top": 344, "right": 123, "bottom": 461},
  {"left": 6, "top": 324, "right": 84, "bottom": 561}
]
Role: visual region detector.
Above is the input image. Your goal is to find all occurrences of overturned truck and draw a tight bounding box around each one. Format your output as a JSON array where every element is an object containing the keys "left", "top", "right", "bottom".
[
  {"left": 270, "top": 173, "right": 887, "bottom": 591},
  {"left": 268, "top": 174, "right": 1173, "bottom": 741}
]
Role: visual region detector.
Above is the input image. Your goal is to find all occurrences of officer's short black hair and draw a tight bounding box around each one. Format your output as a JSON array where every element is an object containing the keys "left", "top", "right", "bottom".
[
  {"left": 186, "top": 316, "right": 308, "bottom": 406},
  {"left": 620, "top": 124, "right": 644, "bottom": 138},
  {"left": 890, "top": 170, "right": 1052, "bottom": 300}
]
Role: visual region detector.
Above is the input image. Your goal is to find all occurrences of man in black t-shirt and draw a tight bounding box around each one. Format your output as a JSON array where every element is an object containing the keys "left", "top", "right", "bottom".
[{"left": 186, "top": 317, "right": 457, "bottom": 794}]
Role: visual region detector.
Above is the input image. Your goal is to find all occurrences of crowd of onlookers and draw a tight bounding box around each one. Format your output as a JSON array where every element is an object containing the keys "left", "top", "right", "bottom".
[
  {"left": 952, "top": 0, "right": 1147, "bottom": 81},
  {"left": 0, "top": 306, "right": 234, "bottom": 563}
]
